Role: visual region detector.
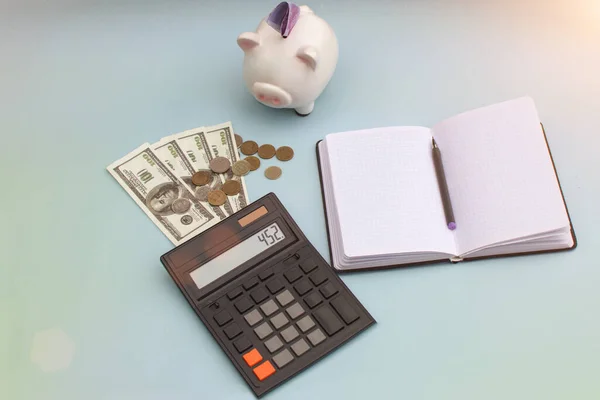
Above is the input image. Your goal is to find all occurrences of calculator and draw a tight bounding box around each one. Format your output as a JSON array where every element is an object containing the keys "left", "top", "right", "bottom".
[{"left": 160, "top": 192, "right": 375, "bottom": 397}]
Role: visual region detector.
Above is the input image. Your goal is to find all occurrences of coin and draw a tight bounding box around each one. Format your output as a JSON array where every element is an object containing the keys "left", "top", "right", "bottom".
[
  {"left": 192, "top": 170, "right": 212, "bottom": 186},
  {"left": 232, "top": 160, "right": 251, "bottom": 176},
  {"left": 258, "top": 144, "right": 276, "bottom": 159},
  {"left": 235, "top": 134, "right": 243, "bottom": 148},
  {"left": 276, "top": 146, "right": 294, "bottom": 161},
  {"left": 171, "top": 198, "right": 191, "bottom": 214},
  {"left": 240, "top": 140, "right": 259, "bottom": 155},
  {"left": 194, "top": 186, "right": 211, "bottom": 202},
  {"left": 207, "top": 190, "right": 227, "bottom": 206},
  {"left": 244, "top": 156, "right": 260, "bottom": 171},
  {"left": 222, "top": 179, "right": 241, "bottom": 196},
  {"left": 264, "top": 166, "right": 282, "bottom": 180},
  {"left": 209, "top": 156, "right": 231, "bottom": 174}
]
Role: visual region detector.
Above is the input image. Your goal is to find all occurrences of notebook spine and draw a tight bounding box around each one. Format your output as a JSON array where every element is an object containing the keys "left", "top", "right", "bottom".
[{"left": 450, "top": 256, "right": 464, "bottom": 263}]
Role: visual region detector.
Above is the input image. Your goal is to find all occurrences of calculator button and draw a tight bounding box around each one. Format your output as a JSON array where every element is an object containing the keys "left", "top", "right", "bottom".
[
  {"left": 307, "top": 328, "right": 326, "bottom": 346},
  {"left": 291, "top": 338, "right": 310, "bottom": 356},
  {"left": 244, "top": 309, "right": 263, "bottom": 327},
  {"left": 233, "top": 336, "right": 252, "bottom": 353},
  {"left": 270, "top": 312, "right": 289, "bottom": 330},
  {"left": 285, "top": 302, "right": 305, "bottom": 320},
  {"left": 234, "top": 296, "right": 254, "bottom": 314},
  {"left": 272, "top": 348, "right": 294, "bottom": 368},
  {"left": 280, "top": 325, "right": 299, "bottom": 343},
  {"left": 313, "top": 306, "right": 344, "bottom": 336},
  {"left": 250, "top": 287, "right": 269, "bottom": 304},
  {"left": 304, "top": 292, "right": 322, "bottom": 309},
  {"left": 264, "top": 335, "right": 284, "bottom": 353},
  {"left": 299, "top": 258, "right": 318, "bottom": 274},
  {"left": 213, "top": 310, "right": 232, "bottom": 326},
  {"left": 243, "top": 348, "right": 263, "bottom": 367},
  {"left": 319, "top": 282, "right": 338, "bottom": 299},
  {"left": 284, "top": 267, "right": 303, "bottom": 283},
  {"left": 266, "top": 278, "right": 285, "bottom": 294},
  {"left": 276, "top": 290, "right": 294, "bottom": 307},
  {"left": 331, "top": 296, "right": 359, "bottom": 325},
  {"left": 243, "top": 277, "right": 260, "bottom": 290},
  {"left": 254, "top": 322, "right": 273, "bottom": 340},
  {"left": 224, "top": 323, "right": 242, "bottom": 340},
  {"left": 296, "top": 315, "right": 315, "bottom": 333},
  {"left": 260, "top": 299, "right": 279, "bottom": 316},
  {"left": 309, "top": 269, "right": 328, "bottom": 286},
  {"left": 294, "top": 278, "right": 313, "bottom": 296},
  {"left": 258, "top": 267, "right": 274, "bottom": 281},
  {"left": 227, "top": 287, "right": 243, "bottom": 300},
  {"left": 253, "top": 360, "right": 276, "bottom": 381}
]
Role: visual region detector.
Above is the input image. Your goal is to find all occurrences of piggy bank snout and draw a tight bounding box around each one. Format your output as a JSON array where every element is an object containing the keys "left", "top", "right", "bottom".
[{"left": 252, "top": 82, "right": 292, "bottom": 108}]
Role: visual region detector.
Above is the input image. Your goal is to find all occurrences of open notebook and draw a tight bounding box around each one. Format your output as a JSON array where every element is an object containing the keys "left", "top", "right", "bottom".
[{"left": 316, "top": 97, "right": 576, "bottom": 271}]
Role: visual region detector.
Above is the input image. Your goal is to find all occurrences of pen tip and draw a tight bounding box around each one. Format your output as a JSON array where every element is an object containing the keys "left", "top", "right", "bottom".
[
  {"left": 432, "top": 138, "right": 437, "bottom": 148},
  {"left": 448, "top": 222, "right": 456, "bottom": 230}
]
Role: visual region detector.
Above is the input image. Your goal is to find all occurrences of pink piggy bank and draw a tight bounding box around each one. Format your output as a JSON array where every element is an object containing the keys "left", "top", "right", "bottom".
[{"left": 237, "top": 3, "right": 338, "bottom": 116}]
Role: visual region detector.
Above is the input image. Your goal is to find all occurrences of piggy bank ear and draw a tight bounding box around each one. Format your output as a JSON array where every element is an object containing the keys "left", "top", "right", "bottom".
[
  {"left": 296, "top": 46, "right": 318, "bottom": 70},
  {"left": 237, "top": 32, "right": 260, "bottom": 52}
]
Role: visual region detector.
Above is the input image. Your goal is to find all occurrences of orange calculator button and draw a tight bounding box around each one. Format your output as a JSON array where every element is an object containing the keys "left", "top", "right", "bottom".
[
  {"left": 253, "top": 360, "right": 276, "bottom": 381},
  {"left": 242, "top": 349, "right": 263, "bottom": 367}
]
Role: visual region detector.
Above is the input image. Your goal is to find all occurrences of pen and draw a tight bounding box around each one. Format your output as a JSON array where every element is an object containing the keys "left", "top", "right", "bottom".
[{"left": 432, "top": 138, "right": 456, "bottom": 230}]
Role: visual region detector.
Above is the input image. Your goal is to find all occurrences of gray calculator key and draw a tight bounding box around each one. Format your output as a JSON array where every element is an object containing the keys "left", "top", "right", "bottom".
[
  {"left": 243, "top": 309, "right": 263, "bottom": 327},
  {"left": 260, "top": 299, "right": 279, "bottom": 316},
  {"left": 296, "top": 315, "right": 315, "bottom": 333},
  {"left": 286, "top": 302, "right": 305, "bottom": 320},
  {"left": 254, "top": 322, "right": 273, "bottom": 340},
  {"left": 291, "top": 338, "right": 310, "bottom": 356},
  {"left": 307, "top": 328, "right": 326, "bottom": 346},
  {"left": 264, "top": 335, "right": 284, "bottom": 353},
  {"left": 280, "top": 325, "right": 299, "bottom": 343},
  {"left": 272, "top": 349, "right": 294, "bottom": 368},
  {"left": 270, "top": 312, "right": 289, "bottom": 330},
  {"left": 276, "top": 290, "right": 294, "bottom": 307}
]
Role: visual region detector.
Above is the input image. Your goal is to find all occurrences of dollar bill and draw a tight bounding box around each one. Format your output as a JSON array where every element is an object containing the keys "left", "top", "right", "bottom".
[
  {"left": 164, "top": 127, "right": 236, "bottom": 216},
  {"left": 152, "top": 137, "right": 228, "bottom": 221},
  {"left": 107, "top": 143, "right": 217, "bottom": 245},
  {"left": 202, "top": 121, "right": 250, "bottom": 211}
]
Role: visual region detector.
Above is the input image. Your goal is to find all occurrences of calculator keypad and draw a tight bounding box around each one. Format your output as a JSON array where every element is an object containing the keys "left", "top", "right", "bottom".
[{"left": 203, "top": 245, "right": 367, "bottom": 389}]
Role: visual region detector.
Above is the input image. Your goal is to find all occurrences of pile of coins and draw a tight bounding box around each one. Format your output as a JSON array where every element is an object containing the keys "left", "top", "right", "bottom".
[
  {"left": 191, "top": 156, "right": 251, "bottom": 206},
  {"left": 191, "top": 134, "right": 294, "bottom": 207},
  {"left": 236, "top": 134, "right": 294, "bottom": 181}
]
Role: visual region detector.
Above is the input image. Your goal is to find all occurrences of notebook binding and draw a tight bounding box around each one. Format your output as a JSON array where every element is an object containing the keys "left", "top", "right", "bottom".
[{"left": 450, "top": 256, "right": 464, "bottom": 263}]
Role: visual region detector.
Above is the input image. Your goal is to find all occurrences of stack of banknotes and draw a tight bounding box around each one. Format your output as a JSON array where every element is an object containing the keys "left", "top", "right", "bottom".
[{"left": 107, "top": 122, "right": 249, "bottom": 246}]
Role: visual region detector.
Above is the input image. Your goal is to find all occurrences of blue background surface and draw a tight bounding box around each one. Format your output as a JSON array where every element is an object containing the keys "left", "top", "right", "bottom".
[{"left": 2, "top": 0, "right": 599, "bottom": 399}]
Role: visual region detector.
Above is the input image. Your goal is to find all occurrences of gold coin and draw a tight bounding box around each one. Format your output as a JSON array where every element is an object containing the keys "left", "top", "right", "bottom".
[
  {"left": 192, "top": 170, "right": 212, "bottom": 186},
  {"left": 240, "top": 140, "right": 259, "bottom": 155},
  {"left": 258, "top": 144, "right": 276, "bottom": 159},
  {"left": 207, "top": 190, "right": 227, "bottom": 206},
  {"left": 276, "top": 146, "right": 294, "bottom": 161},
  {"left": 235, "top": 134, "right": 243, "bottom": 148},
  {"left": 264, "top": 166, "right": 282, "bottom": 180},
  {"left": 222, "top": 180, "right": 241, "bottom": 196},
  {"left": 209, "top": 156, "right": 231, "bottom": 174},
  {"left": 244, "top": 156, "right": 260, "bottom": 171},
  {"left": 232, "top": 160, "right": 251, "bottom": 176}
]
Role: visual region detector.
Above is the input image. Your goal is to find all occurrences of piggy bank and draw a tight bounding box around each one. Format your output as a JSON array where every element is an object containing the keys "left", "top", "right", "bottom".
[{"left": 237, "top": 2, "right": 338, "bottom": 116}]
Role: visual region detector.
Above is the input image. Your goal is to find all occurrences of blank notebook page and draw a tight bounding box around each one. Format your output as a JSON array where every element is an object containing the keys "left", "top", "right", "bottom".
[
  {"left": 431, "top": 97, "right": 571, "bottom": 255},
  {"left": 325, "top": 126, "right": 456, "bottom": 258}
]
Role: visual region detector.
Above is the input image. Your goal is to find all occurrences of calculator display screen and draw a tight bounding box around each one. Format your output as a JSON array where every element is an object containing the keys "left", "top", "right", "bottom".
[{"left": 190, "top": 222, "right": 286, "bottom": 290}]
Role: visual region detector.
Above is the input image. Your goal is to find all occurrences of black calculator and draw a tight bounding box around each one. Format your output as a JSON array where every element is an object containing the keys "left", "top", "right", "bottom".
[{"left": 160, "top": 192, "right": 375, "bottom": 397}]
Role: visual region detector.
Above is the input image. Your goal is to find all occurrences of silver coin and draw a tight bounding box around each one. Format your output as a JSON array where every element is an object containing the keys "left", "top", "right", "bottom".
[
  {"left": 195, "top": 186, "right": 212, "bottom": 202},
  {"left": 171, "top": 198, "right": 191, "bottom": 214}
]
